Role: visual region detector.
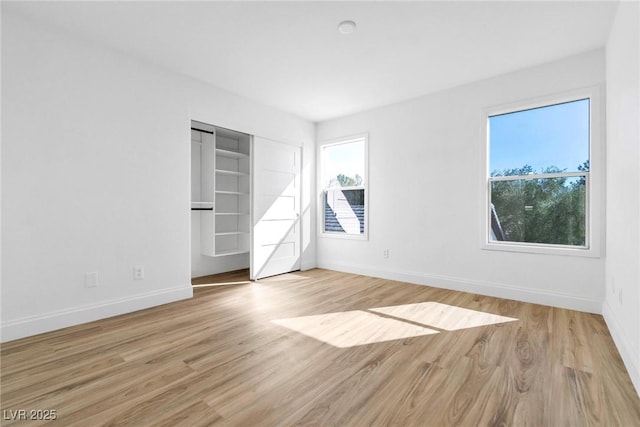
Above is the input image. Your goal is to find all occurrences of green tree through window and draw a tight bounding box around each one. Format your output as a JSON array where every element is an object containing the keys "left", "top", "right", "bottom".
[{"left": 490, "top": 163, "right": 586, "bottom": 246}]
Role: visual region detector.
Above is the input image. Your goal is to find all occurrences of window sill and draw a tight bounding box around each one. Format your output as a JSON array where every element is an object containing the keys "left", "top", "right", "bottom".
[
  {"left": 482, "top": 241, "right": 600, "bottom": 258},
  {"left": 320, "top": 232, "right": 368, "bottom": 241}
]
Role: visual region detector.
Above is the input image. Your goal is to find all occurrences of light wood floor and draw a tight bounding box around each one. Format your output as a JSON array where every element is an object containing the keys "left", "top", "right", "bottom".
[{"left": 2, "top": 269, "right": 639, "bottom": 426}]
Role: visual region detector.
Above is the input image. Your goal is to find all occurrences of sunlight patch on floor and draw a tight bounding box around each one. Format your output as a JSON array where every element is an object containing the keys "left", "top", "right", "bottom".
[
  {"left": 369, "top": 301, "right": 518, "bottom": 331},
  {"left": 272, "top": 310, "right": 438, "bottom": 348},
  {"left": 272, "top": 302, "right": 518, "bottom": 348}
]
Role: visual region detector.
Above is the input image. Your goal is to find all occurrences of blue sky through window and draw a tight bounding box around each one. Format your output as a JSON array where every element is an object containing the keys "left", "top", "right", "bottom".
[
  {"left": 489, "top": 99, "right": 589, "bottom": 174},
  {"left": 322, "top": 139, "right": 365, "bottom": 188}
]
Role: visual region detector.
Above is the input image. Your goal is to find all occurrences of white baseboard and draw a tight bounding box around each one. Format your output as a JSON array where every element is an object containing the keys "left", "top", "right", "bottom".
[
  {"left": 317, "top": 260, "right": 602, "bottom": 314},
  {"left": 1, "top": 286, "right": 193, "bottom": 343},
  {"left": 602, "top": 300, "right": 640, "bottom": 396}
]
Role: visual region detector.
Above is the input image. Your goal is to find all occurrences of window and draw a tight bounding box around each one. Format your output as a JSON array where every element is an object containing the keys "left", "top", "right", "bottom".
[
  {"left": 485, "top": 91, "right": 601, "bottom": 255},
  {"left": 320, "top": 135, "right": 368, "bottom": 238}
]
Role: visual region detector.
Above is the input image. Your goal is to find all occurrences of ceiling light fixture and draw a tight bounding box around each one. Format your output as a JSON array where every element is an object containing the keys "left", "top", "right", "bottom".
[{"left": 338, "top": 20, "right": 356, "bottom": 35}]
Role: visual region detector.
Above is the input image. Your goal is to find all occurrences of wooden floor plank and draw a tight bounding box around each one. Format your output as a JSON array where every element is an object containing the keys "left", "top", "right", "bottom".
[{"left": 1, "top": 268, "right": 638, "bottom": 426}]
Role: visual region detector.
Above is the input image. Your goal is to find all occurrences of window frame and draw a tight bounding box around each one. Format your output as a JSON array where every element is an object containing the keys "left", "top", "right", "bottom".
[
  {"left": 481, "top": 87, "right": 603, "bottom": 257},
  {"left": 318, "top": 133, "right": 369, "bottom": 240}
]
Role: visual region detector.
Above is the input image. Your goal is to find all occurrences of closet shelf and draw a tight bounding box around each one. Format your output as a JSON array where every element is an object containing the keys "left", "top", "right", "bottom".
[
  {"left": 215, "top": 231, "right": 250, "bottom": 236},
  {"left": 216, "top": 212, "right": 249, "bottom": 216},
  {"left": 215, "top": 190, "right": 249, "bottom": 195},
  {"left": 216, "top": 169, "right": 249, "bottom": 177},
  {"left": 216, "top": 148, "right": 249, "bottom": 159},
  {"left": 215, "top": 249, "right": 250, "bottom": 257}
]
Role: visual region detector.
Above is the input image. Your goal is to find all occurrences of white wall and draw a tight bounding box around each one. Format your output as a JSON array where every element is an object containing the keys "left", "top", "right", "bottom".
[
  {"left": 1, "top": 11, "right": 316, "bottom": 341},
  {"left": 317, "top": 50, "right": 606, "bottom": 313},
  {"left": 603, "top": 1, "right": 640, "bottom": 395}
]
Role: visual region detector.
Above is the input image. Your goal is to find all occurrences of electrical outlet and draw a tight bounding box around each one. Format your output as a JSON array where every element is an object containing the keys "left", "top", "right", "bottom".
[
  {"left": 84, "top": 272, "right": 98, "bottom": 288},
  {"left": 134, "top": 265, "right": 145, "bottom": 280},
  {"left": 383, "top": 249, "right": 389, "bottom": 259}
]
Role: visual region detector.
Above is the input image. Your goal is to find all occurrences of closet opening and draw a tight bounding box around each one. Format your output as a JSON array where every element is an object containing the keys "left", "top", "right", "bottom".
[
  {"left": 190, "top": 120, "right": 251, "bottom": 283},
  {"left": 190, "top": 119, "right": 302, "bottom": 284}
]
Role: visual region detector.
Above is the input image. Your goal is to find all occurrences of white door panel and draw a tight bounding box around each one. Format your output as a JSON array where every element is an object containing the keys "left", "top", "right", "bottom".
[
  {"left": 251, "top": 137, "right": 301, "bottom": 280},
  {"left": 259, "top": 170, "right": 297, "bottom": 196},
  {"left": 256, "top": 196, "right": 297, "bottom": 221},
  {"left": 255, "top": 220, "right": 297, "bottom": 243}
]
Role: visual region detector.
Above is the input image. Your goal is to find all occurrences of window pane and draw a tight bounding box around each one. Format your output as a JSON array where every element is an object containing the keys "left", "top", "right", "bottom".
[
  {"left": 490, "top": 176, "right": 586, "bottom": 246},
  {"left": 324, "top": 189, "right": 365, "bottom": 234},
  {"left": 322, "top": 139, "right": 365, "bottom": 189},
  {"left": 489, "top": 99, "right": 589, "bottom": 175}
]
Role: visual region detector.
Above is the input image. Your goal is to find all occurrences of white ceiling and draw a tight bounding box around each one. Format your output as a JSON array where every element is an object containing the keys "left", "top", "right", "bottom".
[{"left": 4, "top": 1, "right": 619, "bottom": 122}]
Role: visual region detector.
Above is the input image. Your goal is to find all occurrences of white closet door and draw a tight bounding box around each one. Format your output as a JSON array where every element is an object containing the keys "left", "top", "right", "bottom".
[{"left": 251, "top": 137, "right": 301, "bottom": 280}]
